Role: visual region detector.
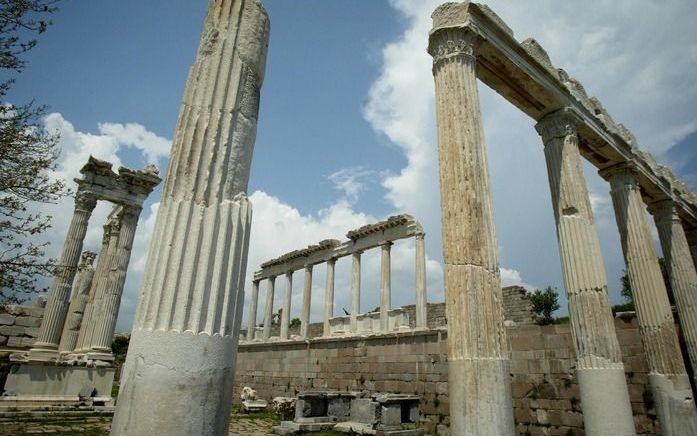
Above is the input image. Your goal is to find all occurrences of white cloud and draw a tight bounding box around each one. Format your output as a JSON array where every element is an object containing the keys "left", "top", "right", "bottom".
[{"left": 328, "top": 167, "right": 380, "bottom": 204}]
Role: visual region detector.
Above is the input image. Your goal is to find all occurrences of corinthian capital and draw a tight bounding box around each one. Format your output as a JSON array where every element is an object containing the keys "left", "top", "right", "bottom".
[
  {"left": 74, "top": 191, "right": 97, "bottom": 212},
  {"left": 534, "top": 108, "right": 581, "bottom": 144},
  {"left": 427, "top": 27, "right": 476, "bottom": 66}
]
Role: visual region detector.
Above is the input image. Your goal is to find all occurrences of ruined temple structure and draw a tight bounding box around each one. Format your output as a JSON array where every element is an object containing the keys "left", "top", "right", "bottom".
[
  {"left": 3, "top": 156, "right": 160, "bottom": 401},
  {"left": 427, "top": 2, "right": 697, "bottom": 435}
]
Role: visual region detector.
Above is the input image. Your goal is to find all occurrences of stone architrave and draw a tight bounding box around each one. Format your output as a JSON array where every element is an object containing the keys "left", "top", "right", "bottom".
[
  {"left": 379, "top": 242, "right": 392, "bottom": 332},
  {"left": 263, "top": 277, "right": 275, "bottom": 340},
  {"left": 649, "top": 200, "right": 697, "bottom": 384},
  {"left": 603, "top": 165, "right": 697, "bottom": 434},
  {"left": 30, "top": 191, "right": 97, "bottom": 360},
  {"left": 350, "top": 251, "right": 361, "bottom": 333},
  {"left": 246, "top": 280, "right": 260, "bottom": 341},
  {"left": 323, "top": 259, "right": 336, "bottom": 337},
  {"left": 427, "top": 8, "right": 515, "bottom": 433},
  {"left": 415, "top": 233, "right": 427, "bottom": 329},
  {"left": 280, "top": 271, "right": 293, "bottom": 340},
  {"left": 110, "top": 0, "right": 269, "bottom": 434},
  {"left": 85, "top": 205, "right": 142, "bottom": 360},
  {"left": 535, "top": 109, "right": 635, "bottom": 435},
  {"left": 58, "top": 251, "right": 97, "bottom": 353},
  {"left": 300, "top": 265, "right": 312, "bottom": 339}
]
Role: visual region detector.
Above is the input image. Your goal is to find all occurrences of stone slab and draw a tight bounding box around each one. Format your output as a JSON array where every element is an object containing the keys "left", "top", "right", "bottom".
[{"left": 3, "top": 364, "right": 115, "bottom": 398}]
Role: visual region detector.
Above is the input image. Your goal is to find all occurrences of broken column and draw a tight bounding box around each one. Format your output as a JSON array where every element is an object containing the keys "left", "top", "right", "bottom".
[
  {"left": 246, "top": 280, "right": 260, "bottom": 341},
  {"left": 58, "top": 251, "right": 97, "bottom": 353},
  {"left": 602, "top": 164, "right": 697, "bottom": 434},
  {"left": 535, "top": 109, "right": 635, "bottom": 435},
  {"left": 649, "top": 199, "right": 697, "bottom": 383},
  {"left": 263, "top": 277, "right": 276, "bottom": 340},
  {"left": 110, "top": 0, "right": 269, "bottom": 433},
  {"left": 29, "top": 190, "right": 97, "bottom": 361},
  {"left": 428, "top": 6, "right": 515, "bottom": 433},
  {"left": 323, "top": 259, "right": 336, "bottom": 337},
  {"left": 379, "top": 242, "right": 392, "bottom": 332},
  {"left": 300, "top": 265, "right": 312, "bottom": 339}
]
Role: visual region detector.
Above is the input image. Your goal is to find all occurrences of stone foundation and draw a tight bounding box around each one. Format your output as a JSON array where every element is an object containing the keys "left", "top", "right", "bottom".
[{"left": 3, "top": 363, "right": 115, "bottom": 400}]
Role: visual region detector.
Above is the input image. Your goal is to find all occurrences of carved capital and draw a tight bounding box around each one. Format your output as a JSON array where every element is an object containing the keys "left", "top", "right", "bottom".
[
  {"left": 648, "top": 199, "right": 679, "bottom": 223},
  {"left": 74, "top": 191, "right": 97, "bottom": 212},
  {"left": 118, "top": 204, "right": 142, "bottom": 226},
  {"left": 598, "top": 162, "right": 640, "bottom": 187},
  {"left": 79, "top": 251, "right": 97, "bottom": 270},
  {"left": 535, "top": 108, "right": 581, "bottom": 144},
  {"left": 428, "top": 27, "right": 476, "bottom": 66},
  {"left": 304, "top": 264, "right": 313, "bottom": 273}
]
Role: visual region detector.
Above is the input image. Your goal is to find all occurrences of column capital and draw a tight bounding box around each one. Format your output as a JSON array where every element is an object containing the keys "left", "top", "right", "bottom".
[
  {"left": 252, "top": 279, "right": 261, "bottom": 286},
  {"left": 648, "top": 198, "right": 679, "bottom": 221},
  {"left": 285, "top": 270, "right": 293, "bottom": 278},
  {"left": 428, "top": 26, "right": 477, "bottom": 66},
  {"left": 268, "top": 275, "right": 276, "bottom": 283},
  {"left": 534, "top": 108, "right": 582, "bottom": 144},
  {"left": 381, "top": 241, "right": 394, "bottom": 249},
  {"left": 79, "top": 251, "right": 97, "bottom": 270},
  {"left": 74, "top": 190, "right": 98, "bottom": 212},
  {"left": 598, "top": 162, "right": 641, "bottom": 185},
  {"left": 415, "top": 232, "right": 426, "bottom": 240},
  {"left": 352, "top": 250, "right": 363, "bottom": 256},
  {"left": 327, "top": 257, "right": 337, "bottom": 266},
  {"left": 304, "top": 264, "right": 313, "bottom": 272}
]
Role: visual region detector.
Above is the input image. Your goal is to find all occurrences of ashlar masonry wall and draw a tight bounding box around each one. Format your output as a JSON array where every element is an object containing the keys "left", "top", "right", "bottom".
[{"left": 234, "top": 316, "right": 661, "bottom": 435}]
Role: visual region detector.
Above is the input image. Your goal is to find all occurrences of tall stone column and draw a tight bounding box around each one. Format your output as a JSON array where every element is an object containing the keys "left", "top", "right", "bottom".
[
  {"left": 262, "top": 277, "right": 275, "bottom": 340},
  {"left": 300, "top": 265, "right": 313, "bottom": 339},
  {"left": 350, "top": 251, "right": 361, "bottom": 333},
  {"left": 30, "top": 191, "right": 97, "bottom": 360},
  {"left": 380, "top": 242, "right": 392, "bottom": 332},
  {"left": 280, "top": 271, "right": 293, "bottom": 340},
  {"left": 74, "top": 215, "right": 120, "bottom": 354},
  {"left": 428, "top": 15, "right": 514, "bottom": 434},
  {"left": 649, "top": 199, "right": 697, "bottom": 383},
  {"left": 111, "top": 0, "right": 269, "bottom": 434},
  {"left": 603, "top": 165, "right": 697, "bottom": 434},
  {"left": 535, "top": 109, "right": 635, "bottom": 435},
  {"left": 323, "top": 259, "right": 336, "bottom": 337},
  {"left": 246, "top": 280, "right": 260, "bottom": 341},
  {"left": 415, "top": 233, "right": 427, "bottom": 329},
  {"left": 58, "top": 251, "right": 97, "bottom": 353},
  {"left": 85, "top": 205, "right": 142, "bottom": 360}
]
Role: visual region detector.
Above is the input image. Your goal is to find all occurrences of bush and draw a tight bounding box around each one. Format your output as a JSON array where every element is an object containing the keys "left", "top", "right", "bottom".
[{"left": 528, "top": 286, "right": 560, "bottom": 325}]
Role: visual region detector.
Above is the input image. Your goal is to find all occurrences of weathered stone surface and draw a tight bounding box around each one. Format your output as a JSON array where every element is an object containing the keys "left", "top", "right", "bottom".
[
  {"left": 14, "top": 316, "right": 42, "bottom": 327},
  {"left": 0, "top": 313, "right": 15, "bottom": 325}
]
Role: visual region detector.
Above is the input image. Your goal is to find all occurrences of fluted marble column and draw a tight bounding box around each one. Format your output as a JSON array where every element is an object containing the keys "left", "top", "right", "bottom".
[
  {"left": 262, "top": 277, "right": 275, "bottom": 340},
  {"left": 380, "top": 242, "right": 392, "bottom": 332},
  {"left": 246, "top": 280, "right": 260, "bottom": 341},
  {"left": 280, "top": 271, "right": 293, "bottom": 340},
  {"left": 300, "top": 265, "right": 312, "bottom": 339},
  {"left": 58, "top": 251, "right": 97, "bottom": 353},
  {"left": 603, "top": 165, "right": 697, "bottom": 434},
  {"left": 111, "top": 0, "right": 269, "bottom": 434},
  {"left": 30, "top": 191, "right": 97, "bottom": 360},
  {"left": 74, "top": 215, "right": 120, "bottom": 354},
  {"left": 535, "top": 109, "right": 635, "bottom": 435},
  {"left": 649, "top": 199, "right": 697, "bottom": 384},
  {"left": 350, "top": 251, "right": 361, "bottom": 333},
  {"left": 415, "top": 233, "right": 427, "bottom": 329},
  {"left": 86, "top": 205, "right": 142, "bottom": 360},
  {"left": 428, "top": 14, "right": 514, "bottom": 434},
  {"left": 323, "top": 259, "right": 336, "bottom": 337}
]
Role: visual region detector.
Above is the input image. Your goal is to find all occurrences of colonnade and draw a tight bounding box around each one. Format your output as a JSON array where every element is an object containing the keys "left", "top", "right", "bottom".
[
  {"left": 428, "top": 2, "right": 697, "bottom": 435},
  {"left": 246, "top": 215, "right": 428, "bottom": 341}
]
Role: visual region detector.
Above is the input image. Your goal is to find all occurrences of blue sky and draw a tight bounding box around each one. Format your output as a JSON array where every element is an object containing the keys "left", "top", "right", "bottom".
[{"left": 7, "top": 1, "right": 697, "bottom": 333}]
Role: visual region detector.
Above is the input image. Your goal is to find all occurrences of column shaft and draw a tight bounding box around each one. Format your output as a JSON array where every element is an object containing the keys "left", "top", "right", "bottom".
[
  {"left": 415, "top": 234, "right": 428, "bottom": 329},
  {"left": 300, "top": 265, "right": 312, "bottom": 339},
  {"left": 651, "top": 200, "right": 697, "bottom": 384},
  {"left": 280, "top": 271, "right": 292, "bottom": 340},
  {"left": 380, "top": 243, "right": 392, "bottom": 332},
  {"left": 536, "top": 109, "right": 634, "bottom": 435},
  {"left": 350, "top": 252, "right": 361, "bottom": 333},
  {"left": 246, "top": 280, "right": 260, "bottom": 341},
  {"left": 428, "top": 20, "right": 514, "bottom": 434},
  {"left": 111, "top": 0, "right": 269, "bottom": 433},
  {"left": 323, "top": 259, "right": 336, "bottom": 337},
  {"left": 262, "top": 277, "right": 275, "bottom": 340},
  {"left": 31, "top": 191, "right": 97, "bottom": 358},
  {"left": 686, "top": 228, "right": 697, "bottom": 274},
  {"left": 58, "top": 251, "right": 96, "bottom": 353},
  {"left": 87, "top": 205, "right": 142, "bottom": 357},
  {"left": 605, "top": 167, "right": 697, "bottom": 434}
]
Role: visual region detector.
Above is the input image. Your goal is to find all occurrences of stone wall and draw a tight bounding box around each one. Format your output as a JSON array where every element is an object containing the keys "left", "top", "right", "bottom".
[
  {"left": 503, "top": 285, "right": 535, "bottom": 325},
  {"left": 0, "top": 297, "right": 45, "bottom": 351},
  {"left": 234, "top": 316, "right": 660, "bottom": 435}
]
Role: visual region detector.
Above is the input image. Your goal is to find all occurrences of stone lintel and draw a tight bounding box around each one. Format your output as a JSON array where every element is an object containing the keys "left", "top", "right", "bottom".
[{"left": 75, "top": 155, "right": 161, "bottom": 207}]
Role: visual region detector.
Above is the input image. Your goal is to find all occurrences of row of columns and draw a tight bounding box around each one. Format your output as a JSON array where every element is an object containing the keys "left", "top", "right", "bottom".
[
  {"left": 29, "top": 192, "right": 143, "bottom": 363},
  {"left": 247, "top": 235, "right": 428, "bottom": 341},
  {"left": 429, "top": 17, "right": 697, "bottom": 436}
]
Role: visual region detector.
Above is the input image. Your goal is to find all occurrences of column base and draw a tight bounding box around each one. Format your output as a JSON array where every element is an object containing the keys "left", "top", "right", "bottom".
[
  {"left": 111, "top": 329, "right": 239, "bottom": 436},
  {"left": 3, "top": 362, "right": 115, "bottom": 399},
  {"left": 26, "top": 347, "right": 60, "bottom": 363},
  {"left": 649, "top": 373, "right": 697, "bottom": 436},
  {"left": 448, "top": 357, "right": 515, "bottom": 435},
  {"left": 577, "top": 367, "right": 635, "bottom": 435}
]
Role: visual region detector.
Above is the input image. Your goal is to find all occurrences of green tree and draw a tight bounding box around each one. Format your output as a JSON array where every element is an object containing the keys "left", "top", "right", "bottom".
[
  {"left": 289, "top": 317, "right": 301, "bottom": 328},
  {"left": 528, "top": 286, "right": 561, "bottom": 326},
  {"left": 0, "top": 0, "right": 67, "bottom": 305}
]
